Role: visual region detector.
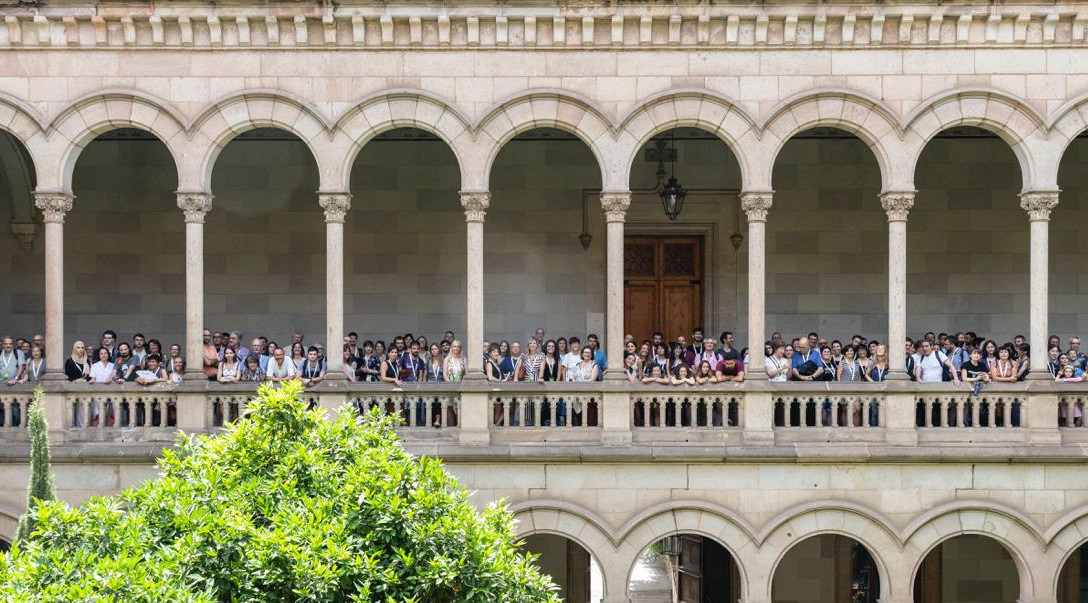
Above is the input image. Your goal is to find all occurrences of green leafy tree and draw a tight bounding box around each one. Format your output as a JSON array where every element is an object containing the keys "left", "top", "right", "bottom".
[
  {"left": 15, "top": 388, "right": 55, "bottom": 542},
  {"left": 0, "top": 381, "right": 559, "bottom": 602}
]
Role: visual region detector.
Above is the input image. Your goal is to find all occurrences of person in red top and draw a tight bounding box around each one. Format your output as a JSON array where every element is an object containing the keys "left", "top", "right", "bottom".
[
  {"left": 715, "top": 356, "right": 745, "bottom": 382},
  {"left": 202, "top": 329, "right": 219, "bottom": 381}
]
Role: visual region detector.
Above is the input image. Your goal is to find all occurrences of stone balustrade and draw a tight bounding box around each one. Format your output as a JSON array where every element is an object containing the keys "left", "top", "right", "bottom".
[{"left": 0, "top": 380, "right": 1078, "bottom": 458}]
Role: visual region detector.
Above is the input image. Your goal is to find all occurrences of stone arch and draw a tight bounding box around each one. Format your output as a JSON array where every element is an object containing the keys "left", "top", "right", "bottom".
[
  {"left": 0, "top": 500, "right": 22, "bottom": 543},
  {"left": 508, "top": 500, "right": 616, "bottom": 598},
  {"left": 1042, "top": 504, "right": 1088, "bottom": 599},
  {"left": 757, "top": 502, "right": 901, "bottom": 602},
  {"left": 903, "top": 503, "right": 1041, "bottom": 601},
  {"left": 47, "top": 91, "right": 187, "bottom": 193},
  {"left": 904, "top": 88, "right": 1045, "bottom": 192},
  {"left": 0, "top": 91, "right": 47, "bottom": 180},
  {"left": 191, "top": 90, "right": 337, "bottom": 191},
  {"left": 615, "top": 500, "right": 756, "bottom": 601},
  {"left": 761, "top": 89, "right": 904, "bottom": 192},
  {"left": 332, "top": 90, "right": 471, "bottom": 192},
  {"left": 473, "top": 90, "right": 612, "bottom": 191},
  {"left": 1040, "top": 91, "right": 1088, "bottom": 191},
  {"left": 615, "top": 89, "right": 757, "bottom": 191},
  {"left": 0, "top": 96, "right": 43, "bottom": 222}
]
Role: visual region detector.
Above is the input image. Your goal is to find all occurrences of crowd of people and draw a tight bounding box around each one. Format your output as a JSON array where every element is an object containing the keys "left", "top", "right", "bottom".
[{"left": 0, "top": 327, "right": 1086, "bottom": 390}]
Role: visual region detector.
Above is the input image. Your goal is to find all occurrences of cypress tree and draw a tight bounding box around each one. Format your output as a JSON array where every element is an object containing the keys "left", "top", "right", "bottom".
[{"left": 15, "top": 388, "right": 55, "bottom": 542}]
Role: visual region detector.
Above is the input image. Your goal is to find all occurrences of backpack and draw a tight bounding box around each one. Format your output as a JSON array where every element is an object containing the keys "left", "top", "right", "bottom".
[{"left": 934, "top": 350, "right": 953, "bottom": 382}]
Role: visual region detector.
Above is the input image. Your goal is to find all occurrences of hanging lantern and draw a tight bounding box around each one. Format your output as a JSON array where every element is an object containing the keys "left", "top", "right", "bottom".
[
  {"left": 659, "top": 176, "right": 686, "bottom": 221},
  {"left": 658, "top": 535, "right": 682, "bottom": 557}
]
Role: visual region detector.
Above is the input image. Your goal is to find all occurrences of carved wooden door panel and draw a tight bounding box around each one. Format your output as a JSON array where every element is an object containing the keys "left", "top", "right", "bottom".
[{"left": 624, "top": 236, "right": 704, "bottom": 345}]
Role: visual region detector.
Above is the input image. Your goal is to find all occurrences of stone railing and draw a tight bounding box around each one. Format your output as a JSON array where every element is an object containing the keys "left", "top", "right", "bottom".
[{"left": 0, "top": 379, "right": 1081, "bottom": 456}]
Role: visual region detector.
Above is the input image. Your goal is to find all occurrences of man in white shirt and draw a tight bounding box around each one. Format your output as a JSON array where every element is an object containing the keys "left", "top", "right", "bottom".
[
  {"left": 266, "top": 348, "right": 297, "bottom": 382},
  {"left": 915, "top": 340, "right": 958, "bottom": 382},
  {"left": 0, "top": 336, "right": 26, "bottom": 385},
  {"left": 561, "top": 338, "right": 582, "bottom": 381}
]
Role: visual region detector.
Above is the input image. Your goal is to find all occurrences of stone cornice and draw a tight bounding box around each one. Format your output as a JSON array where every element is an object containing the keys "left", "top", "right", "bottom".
[{"left": 4, "top": 5, "right": 1088, "bottom": 49}]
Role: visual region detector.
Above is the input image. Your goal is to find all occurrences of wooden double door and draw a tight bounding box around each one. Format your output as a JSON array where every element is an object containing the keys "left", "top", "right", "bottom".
[{"left": 624, "top": 235, "right": 704, "bottom": 345}]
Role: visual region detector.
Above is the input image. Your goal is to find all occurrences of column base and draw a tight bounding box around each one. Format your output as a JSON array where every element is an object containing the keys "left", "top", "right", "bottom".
[
  {"left": 463, "top": 369, "right": 486, "bottom": 382},
  {"left": 885, "top": 369, "right": 910, "bottom": 381},
  {"left": 184, "top": 369, "right": 209, "bottom": 382},
  {"left": 602, "top": 368, "right": 628, "bottom": 383},
  {"left": 43, "top": 369, "right": 68, "bottom": 382},
  {"left": 1025, "top": 370, "right": 1054, "bottom": 382},
  {"left": 323, "top": 371, "right": 349, "bottom": 383}
]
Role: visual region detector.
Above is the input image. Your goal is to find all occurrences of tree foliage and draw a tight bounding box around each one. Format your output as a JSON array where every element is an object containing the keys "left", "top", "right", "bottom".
[
  {"left": 0, "top": 381, "right": 559, "bottom": 602},
  {"left": 15, "top": 388, "right": 55, "bottom": 543}
]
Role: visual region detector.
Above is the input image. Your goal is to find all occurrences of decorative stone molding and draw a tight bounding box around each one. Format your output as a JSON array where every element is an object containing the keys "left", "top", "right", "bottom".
[
  {"left": 9, "top": 221, "right": 36, "bottom": 250},
  {"left": 1019, "top": 191, "right": 1059, "bottom": 221},
  {"left": 33, "top": 192, "right": 73, "bottom": 224},
  {"left": 318, "top": 192, "right": 352, "bottom": 223},
  {"left": 740, "top": 192, "right": 773, "bottom": 223},
  {"left": 880, "top": 191, "right": 916, "bottom": 222},
  {"left": 599, "top": 191, "right": 631, "bottom": 223},
  {"left": 4, "top": 8, "right": 1088, "bottom": 50},
  {"left": 460, "top": 191, "right": 491, "bottom": 223},
  {"left": 176, "top": 192, "right": 213, "bottom": 224}
]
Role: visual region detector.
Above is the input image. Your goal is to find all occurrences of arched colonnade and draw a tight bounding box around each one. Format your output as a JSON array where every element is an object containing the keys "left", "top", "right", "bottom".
[
  {"left": 1, "top": 86, "right": 1085, "bottom": 381},
  {"left": 511, "top": 498, "right": 1088, "bottom": 603}
]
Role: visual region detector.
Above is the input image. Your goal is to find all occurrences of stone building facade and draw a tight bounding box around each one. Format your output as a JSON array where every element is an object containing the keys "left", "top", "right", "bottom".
[{"left": 2, "top": 1, "right": 1088, "bottom": 602}]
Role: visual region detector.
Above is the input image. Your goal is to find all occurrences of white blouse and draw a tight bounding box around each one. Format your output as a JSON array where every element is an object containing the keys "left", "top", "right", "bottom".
[
  {"left": 90, "top": 361, "right": 115, "bottom": 384},
  {"left": 764, "top": 355, "right": 788, "bottom": 382}
]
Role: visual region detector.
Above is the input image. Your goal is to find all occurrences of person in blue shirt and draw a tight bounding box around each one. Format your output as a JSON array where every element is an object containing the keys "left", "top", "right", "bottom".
[
  {"left": 499, "top": 340, "right": 522, "bottom": 381},
  {"left": 586, "top": 333, "right": 607, "bottom": 380},
  {"left": 247, "top": 338, "right": 270, "bottom": 374},
  {"left": 790, "top": 338, "right": 823, "bottom": 381}
]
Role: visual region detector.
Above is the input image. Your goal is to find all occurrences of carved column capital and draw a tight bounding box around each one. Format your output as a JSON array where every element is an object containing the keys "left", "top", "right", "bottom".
[
  {"left": 318, "top": 192, "right": 352, "bottom": 223},
  {"left": 740, "top": 191, "right": 773, "bottom": 222},
  {"left": 1019, "top": 190, "right": 1059, "bottom": 221},
  {"left": 600, "top": 191, "right": 632, "bottom": 223},
  {"left": 880, "top": 191, "right": 916, "bottom": 222},
  {"left": 177, "top": 192, "right": 214, "bottom": 224},
  {"left": 33, "top": 192, "right": 74, "bottom": 224},
  {"left": 460, "top": 191, "right": 491, "bottom": 223}
]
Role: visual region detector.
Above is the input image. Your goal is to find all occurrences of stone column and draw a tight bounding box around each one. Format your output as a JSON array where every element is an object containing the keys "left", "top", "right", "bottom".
[
  {"left": 34, "top": 192, "right": 73, "bottom": 377},
  {"left": 460, "top": 191, "right": 490, "bottom": 380},
  {"left": 741, "top": 192, "right": 772, "bottom": 380},
  {"left": 600, "top": 191, "right": 631, "bottom": 381},
  {"left": 319, "top": 192, "right": 352, "bottom": 379},
  {"left": 1020, "top": 191, "right": 1058, "bottom": 378},
  {"left": 177, "top": 192, "right": 213, "bottom": 378},
  {"left": 881, "top": 191, "right": 915, "bottom": 380}
]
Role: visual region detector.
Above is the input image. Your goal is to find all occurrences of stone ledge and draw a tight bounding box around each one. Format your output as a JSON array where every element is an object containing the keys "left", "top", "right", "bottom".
[
  {"left": 1, "top": 7, "right": 1086, "bottom": 50},
  {"left": 0, "top": 439, "right": 1084, "bottom": 464}
]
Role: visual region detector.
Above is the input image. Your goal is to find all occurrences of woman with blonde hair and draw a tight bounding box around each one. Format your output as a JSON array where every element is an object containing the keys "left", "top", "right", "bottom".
[
  {"left": 64, "top": 341, "right": 91, "bottom": 382},
  {"left": 444, "top": 340, "right": 465, "bottom": 383},
  {"left": 516, "top": 338, "right": 545, "bottom": 382}
]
